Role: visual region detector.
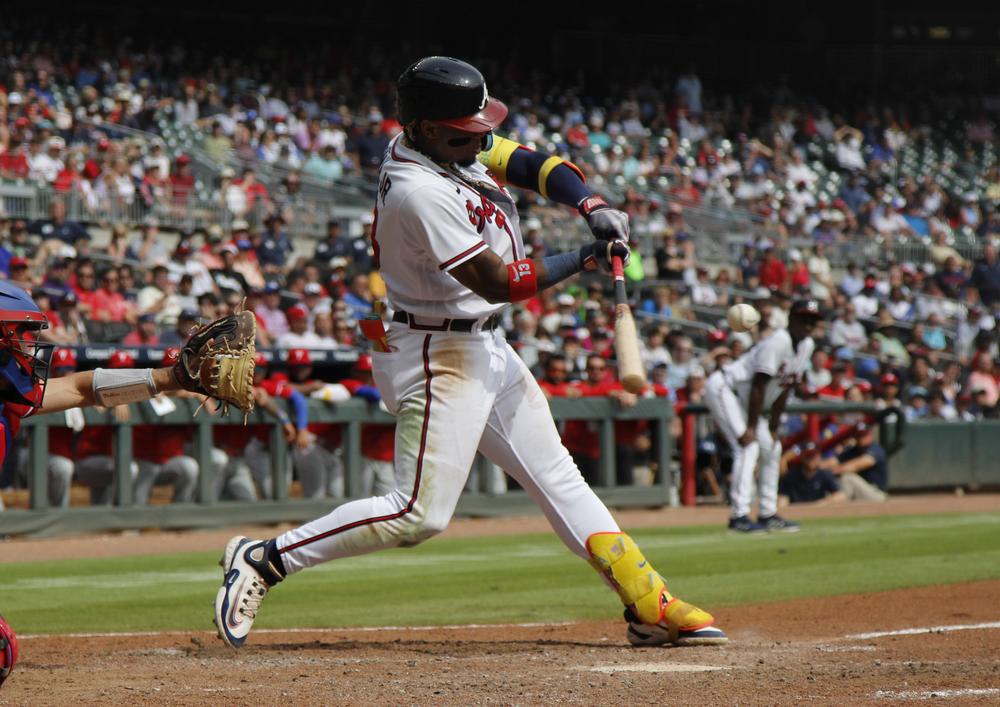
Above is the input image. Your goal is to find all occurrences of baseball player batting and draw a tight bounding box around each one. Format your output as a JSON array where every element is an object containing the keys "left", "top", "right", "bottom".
[
  {"left": 214, "top": 56, "right": 726, "bottom": 649},
  {"left": 704, "top": 299, "right": 824, "bottom": 532}
]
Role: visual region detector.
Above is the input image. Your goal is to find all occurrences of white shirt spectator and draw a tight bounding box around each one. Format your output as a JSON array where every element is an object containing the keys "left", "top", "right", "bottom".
[
  {"left": 175, "top": 98, "right": 199, "bottom": 125},
  {"left": 851, "top": 292, "right": 880, "bottom": 320},
  {"left": 29, "top": 152, "right": 63, "bottom": 183},
  {"left": 830, "top": 318, "right": 868, "bottom": 350},
  {"left": 835, "top": 136, "right": 865, "bottom": 171},
  {"left": 808, "top": 252, "right": 833, "bottom": 300},
  {"left": 277, "top": 330, "right": 323, "bottom": 348}
]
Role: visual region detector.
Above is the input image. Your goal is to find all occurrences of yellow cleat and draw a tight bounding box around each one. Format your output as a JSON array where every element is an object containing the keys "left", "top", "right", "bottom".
[{"left": 625, "top": 592, "right": 729, "bottom": 647}]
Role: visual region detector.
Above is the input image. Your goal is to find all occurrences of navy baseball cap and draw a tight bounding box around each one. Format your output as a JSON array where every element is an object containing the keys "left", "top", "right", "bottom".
[{"left": 264, "top": 281, "right": 281, "bottom": 294}]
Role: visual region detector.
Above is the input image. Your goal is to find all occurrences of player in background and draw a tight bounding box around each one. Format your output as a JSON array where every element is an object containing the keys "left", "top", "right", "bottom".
[
  {"left": 339, "top": 353, "right": 396, "bottom": 496},
  {"left": 214, "top": 56, "right": 726, "bottom": 650},
  {"left": 703, "top": 299, "right": 824, "bottom": 532}
]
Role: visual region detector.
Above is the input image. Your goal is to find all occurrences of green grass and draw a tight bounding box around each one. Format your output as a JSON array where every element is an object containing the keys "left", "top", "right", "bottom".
[{"left": 3, "top": 512, "right": 1000, "bottom": 635}]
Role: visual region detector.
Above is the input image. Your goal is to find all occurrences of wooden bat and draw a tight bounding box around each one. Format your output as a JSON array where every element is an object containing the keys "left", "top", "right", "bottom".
[{"left": 611, "top": 256, "right": 646, "bottom": 394}]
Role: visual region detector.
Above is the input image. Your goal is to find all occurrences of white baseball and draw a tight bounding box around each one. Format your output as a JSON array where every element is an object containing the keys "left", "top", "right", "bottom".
[{"left": 727, "top": 303, "right": 761, "bottom": 332}]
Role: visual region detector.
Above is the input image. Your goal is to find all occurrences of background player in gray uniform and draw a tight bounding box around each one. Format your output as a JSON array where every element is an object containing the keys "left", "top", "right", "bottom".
[{"left": 704, "top": 299, "right": 824, "bottom": 532}]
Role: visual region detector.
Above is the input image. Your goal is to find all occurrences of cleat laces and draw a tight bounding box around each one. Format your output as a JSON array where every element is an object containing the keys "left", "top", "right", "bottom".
[{"left": 240, "top": 580, "right": 268, "bottom": 620}]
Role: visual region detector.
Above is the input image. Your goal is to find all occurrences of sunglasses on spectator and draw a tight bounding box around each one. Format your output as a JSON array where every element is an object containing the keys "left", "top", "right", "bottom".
[{"left": 588, "top": 364, "right": 607, "bottom": 371}]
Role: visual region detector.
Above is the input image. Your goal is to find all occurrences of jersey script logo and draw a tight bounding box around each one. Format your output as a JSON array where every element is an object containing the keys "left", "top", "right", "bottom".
[{"left": 466, "top": 194, "right": 511, "bottom": 236}]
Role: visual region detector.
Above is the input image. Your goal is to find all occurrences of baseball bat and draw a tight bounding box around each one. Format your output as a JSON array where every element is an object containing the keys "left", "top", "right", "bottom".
[{"left": 611, "top": 255, "right": 646, "bottom": 394}]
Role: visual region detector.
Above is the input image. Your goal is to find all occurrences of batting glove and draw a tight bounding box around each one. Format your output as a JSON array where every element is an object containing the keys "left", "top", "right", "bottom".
[
  {"left": 580, "top": 239, "right": 631, "bottom": 272},
  {"left": 578, "top": 195, "right": 631, "bottom": 242}
]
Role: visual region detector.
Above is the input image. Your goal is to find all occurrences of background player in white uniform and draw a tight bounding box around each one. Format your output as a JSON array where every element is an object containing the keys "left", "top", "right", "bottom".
[
  {"left": 704, "top": 299, "right": 824, "bottom": 532},
  {"left": 214, "top": 56, "right": 727, "bottom": 649}
]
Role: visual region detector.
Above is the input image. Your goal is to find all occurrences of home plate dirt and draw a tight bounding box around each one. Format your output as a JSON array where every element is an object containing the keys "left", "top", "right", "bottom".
[{"left": 7, "top": 580, "right": 1000, "bottom": 705}]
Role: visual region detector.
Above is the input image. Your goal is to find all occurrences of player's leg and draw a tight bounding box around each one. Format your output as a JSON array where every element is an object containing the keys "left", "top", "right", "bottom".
[
  {"left": 47, "top": 455, "right": 74, "bottom": 508},
  {"left": 75, "top": 456, "right": 116, "bottom": 506},
  {"left": 479, "top": 344, "right": 726, "bottom": 646},
  {"left": 160, "top": 455, "right": 199, "bottom": 503},
  {"left": 214, "top": 331, "right": 500, "bottom": 647},
  {"left": 703, "top": 374, "right": 761, "bottom": 530},
  {"left": 293, "top": 443, "right": 331, "bottom": 499},
  {"left": 132, "top": 461, "right": 161, "bottom": 505},
  {"left": 755, "top": 423, "right": 799, "bottom": 531},
  {"left": 221, "top": 453, "right": 259, "bottom": 502},
  {"left": 243, "top": 437, "right": 273, "bottom": 498}
]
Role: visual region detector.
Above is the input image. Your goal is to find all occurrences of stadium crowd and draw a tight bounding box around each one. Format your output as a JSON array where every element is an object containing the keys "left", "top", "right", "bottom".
[{"left": 2, "top": 28, "right": 1000, "bottom": 508}]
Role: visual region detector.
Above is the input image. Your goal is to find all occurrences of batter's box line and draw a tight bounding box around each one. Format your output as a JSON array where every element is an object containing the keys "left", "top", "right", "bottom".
[{"left": 842, "top": 620, "right": 1000, "bottom": 640}]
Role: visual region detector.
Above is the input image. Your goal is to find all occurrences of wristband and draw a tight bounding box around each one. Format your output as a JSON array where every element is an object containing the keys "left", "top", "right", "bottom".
[
  {"left": 92, "top": 367, "right": 158, "bottom": 407},
  {"left": 507, "top": 259, "right": 538, "bottom": 302},
  {"left": 577, "top": 195, "right": 609, "bottom": 217}
]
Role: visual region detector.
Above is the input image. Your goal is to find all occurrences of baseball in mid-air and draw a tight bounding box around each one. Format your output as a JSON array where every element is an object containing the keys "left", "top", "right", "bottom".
[{"left": 727, "top": 303, "right": 761, "bottom": 332}]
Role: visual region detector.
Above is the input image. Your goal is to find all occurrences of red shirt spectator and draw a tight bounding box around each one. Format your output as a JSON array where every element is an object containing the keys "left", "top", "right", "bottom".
[
  {"left": 758, "top": 249, "right": 788, "bottom": 291},
  {"left": 91, "top": 269, "right": 131, "bottom": 323}
]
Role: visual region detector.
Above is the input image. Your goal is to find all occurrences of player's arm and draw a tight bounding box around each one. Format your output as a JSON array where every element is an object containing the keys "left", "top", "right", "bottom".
[
  {"left": 768, "top": 385, "right": 793, "bottom": 434},
  {"left": 35, "top": 368, "right": 182, "bottom": 416},
  {"left": 831, "top": 453, "right": 876, "bottom": 476},
  {"left": 478, "top": 135, "right": 629, "bottom": 241},
  {"left": 740, "top": 372, "right": 771, "bottom": 446},
  {"left": 450, "top": 240, "right": 629, "bottom": 304}
]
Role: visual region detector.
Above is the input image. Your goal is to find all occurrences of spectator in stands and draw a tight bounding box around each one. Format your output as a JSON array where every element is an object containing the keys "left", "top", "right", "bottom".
[
  {"left": 757, "top": 246, "right": 787, "bottom": 292},
  {"left": 277, "top": 304, "right": 321, "bottom": 348},
  {"left": 829, "top": 303, "right": 867, "bottom": 351},
  {"left": 211, "top": 243, "right": 249, "bottom": 296},
  {"left": 314, "top": 220, "right": 353, "bottom": 266},
  {"left": 653, "top": 231, "right": 691, "bottom": 282},
  {"left": 970, "top": 241, "right": 1000, "bottom": 308},
  {"left": 872, "top": 311, "right": 910, "bottom": 367},
  {"left": 256, "top": 281, "right": 288, "bottom": 337},
  {"left": 257, "top": 214, "right": 293, "bottom": 273},
  {"left": 159, "top": 308, "right": 199, "bottom": 347},
  {"left": 850, "top": 276, "right": 880, "bottom": 320},
  {"left": 122, "top": 312, "right": 160, "bottom": 345},
  {"left": 665, "top": 335, "right": 696, "bottom": 391},
  {"left": 304, "top": 143, "right": 344, "bottom": 183},
  {"left": 839, "top": 261, "right": 864, "bottom": 298},
  {"left": 779, "top": 443, "right": 845, "bottom": 505},
  {"left": 828, "top": 425, "right": 889, "bottom": 501},
  {"left": 807, "top": 243, "right": 834, "bottom": 303},
  {"left": 28, "top": 198, "right": 88, "bottom": 244},
  {"left": 342, "top": 273, "right": 373, "bottom": 321},
  {"left": 92, "top": 266, "right": 134, "bottom": 324},
  {"left": 905, "top": 386, "right": 929, "bottom": 421},
  {"left": 967, "top": 356, "right": 999, "bottom": 410},
  {"left": 736, "top": 241, "right": 759, "bottom": 289}
]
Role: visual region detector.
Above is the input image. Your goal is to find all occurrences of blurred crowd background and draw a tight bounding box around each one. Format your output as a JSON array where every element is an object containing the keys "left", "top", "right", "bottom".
[{"left": 3, "top": 3, "right": 999, "bottom": 505}]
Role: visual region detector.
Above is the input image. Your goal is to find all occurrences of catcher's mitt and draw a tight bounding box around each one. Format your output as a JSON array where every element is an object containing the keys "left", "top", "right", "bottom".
[{"left": 173, "top": 309, "right": 257, "bottom": 417}]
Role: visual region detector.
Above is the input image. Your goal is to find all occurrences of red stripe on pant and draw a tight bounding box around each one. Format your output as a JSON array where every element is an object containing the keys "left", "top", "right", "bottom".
[{"left": 279, "top": 335, "right": 433, "bottom": 554}]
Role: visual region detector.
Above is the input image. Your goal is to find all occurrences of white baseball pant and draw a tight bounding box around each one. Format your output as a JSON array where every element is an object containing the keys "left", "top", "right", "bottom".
[
  {"left": 703, "top": 371, "right": 781, "bottom": 519},
  {"left": 275, "top": 323, "right": 620, "bottom": 573}
]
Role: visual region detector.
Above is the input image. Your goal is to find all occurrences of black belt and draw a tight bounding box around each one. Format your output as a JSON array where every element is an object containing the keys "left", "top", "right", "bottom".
[{"left": 392, "top": 310, "right": 501, "bottom": 333}]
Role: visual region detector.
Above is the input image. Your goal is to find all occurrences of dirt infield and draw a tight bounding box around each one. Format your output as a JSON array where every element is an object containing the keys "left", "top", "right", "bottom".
[
  {"left": 5, "top": 581, "right": 999, "bottom": 705},
  {"left": 2, "top": 494, "right": 999, "bottom": 704}
]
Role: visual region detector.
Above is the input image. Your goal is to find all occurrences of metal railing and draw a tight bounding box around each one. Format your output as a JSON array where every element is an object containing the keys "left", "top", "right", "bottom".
[{"left": 2, "top": 396, "right": 676, "bottom": 537}]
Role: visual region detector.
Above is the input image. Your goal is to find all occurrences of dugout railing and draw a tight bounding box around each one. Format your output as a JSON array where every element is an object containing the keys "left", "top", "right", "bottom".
[{"left": 2, "top": 396, "right": 676, "bottom": 537}]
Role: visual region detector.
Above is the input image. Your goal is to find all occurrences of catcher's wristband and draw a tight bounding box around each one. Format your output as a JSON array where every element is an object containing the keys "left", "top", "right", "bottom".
[{"left": 92, "top": 367, "right": 158, "bottom": 407}]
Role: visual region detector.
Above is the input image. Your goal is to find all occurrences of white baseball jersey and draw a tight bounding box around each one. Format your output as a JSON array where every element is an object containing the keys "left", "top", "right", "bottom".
[
  {"left": 372, "top": 134, "right": 523, "bottom": 319},
  {"left": 721, "top": 329, "right": 815, "bottom": 408}
]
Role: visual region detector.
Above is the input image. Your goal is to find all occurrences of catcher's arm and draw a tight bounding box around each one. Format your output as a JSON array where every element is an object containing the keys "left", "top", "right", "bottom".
[{"left": 35, "top": 368, "right": 180, "bottom": 416}]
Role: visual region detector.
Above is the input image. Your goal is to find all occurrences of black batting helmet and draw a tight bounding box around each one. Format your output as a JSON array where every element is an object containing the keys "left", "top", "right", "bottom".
[
  {"left": 789, "top": 299, "right": 823, "bottom": 318},
  {"left": 396, "top": 56, "right": 508, "bottom": 132}
]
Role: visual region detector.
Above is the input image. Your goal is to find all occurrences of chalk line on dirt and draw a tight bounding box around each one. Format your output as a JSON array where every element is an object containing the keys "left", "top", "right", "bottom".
[
  {"left": 581, "top": 662, "right": 728, "bottom": 674},
  {"left": 844, "top": 620, "right": 1000, "bottom": 640},
  {"left": 19, "top": 620, "right": 575, "bottom": 640},
  {"left": 873, "top": 688, "right": 1000, "bottom": 701}
]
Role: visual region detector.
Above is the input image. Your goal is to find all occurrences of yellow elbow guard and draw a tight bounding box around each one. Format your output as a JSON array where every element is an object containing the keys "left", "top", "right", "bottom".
[
  {"left": 478, "top": 135, "right": 520, "bottom": 184},
  {"left": 586, "top": 532, "right": 671, "bottom": 625}
]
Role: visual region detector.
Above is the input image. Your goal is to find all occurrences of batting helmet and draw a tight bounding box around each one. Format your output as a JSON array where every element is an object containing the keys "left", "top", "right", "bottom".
[
  {"left": 108, "top": 350, "right": 136, "bottom": 369},
  {"left": 287, "top": 348, "right": 311, "bottom": 366},
  {"left": 789, "top": 299, "right": 823, "bottom": 319},
  {"left": 51, "top": 347, "right": 78, "bottom": 372},
  {"left": 354, "top": 353, "right": 373, "bottom": 372},
  {"left": 396, "top": 56, "right": 508, "bottom": 132},
  {"left": 0, "top": 614, "right": 18, "bottom": 688},
  {"left": 0, "top": 280, "right": 53, "bottom": 408}
]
